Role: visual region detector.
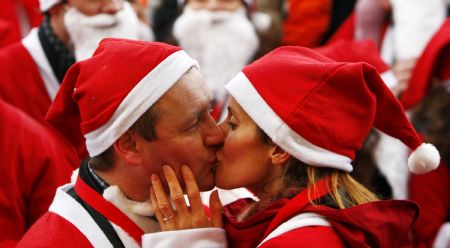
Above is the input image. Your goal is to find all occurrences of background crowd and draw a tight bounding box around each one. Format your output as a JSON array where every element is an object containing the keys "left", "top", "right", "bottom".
[{"left": 0, "top": 0, "right": 449, "bottom": 247}]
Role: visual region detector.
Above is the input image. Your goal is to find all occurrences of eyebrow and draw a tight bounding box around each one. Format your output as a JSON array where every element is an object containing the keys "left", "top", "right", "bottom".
[
  {"left": 227, "top": 106, "right": 238, "bottom": 119},
  {"left": 186, "top": 111, "right": 200, "bottom": 125}
]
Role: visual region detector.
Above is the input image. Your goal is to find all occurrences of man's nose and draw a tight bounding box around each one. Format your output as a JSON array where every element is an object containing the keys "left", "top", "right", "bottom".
[
  {"left": 101, "top": 0, "right": 123, "bottom": 14},
  {"left": 204, "top": 116, "right": 225, "bottom": 147}
]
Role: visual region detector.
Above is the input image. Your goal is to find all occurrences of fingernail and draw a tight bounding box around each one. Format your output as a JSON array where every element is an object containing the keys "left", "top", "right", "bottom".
[
  {"left": 162, "top": 164, "right": 171, "bottom": 173},
  {"left": 151, "top": 174, "right": 158, "bottom": 182}
]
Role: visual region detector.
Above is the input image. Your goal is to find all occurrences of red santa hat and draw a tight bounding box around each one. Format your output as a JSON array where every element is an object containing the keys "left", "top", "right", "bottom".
[
  {"left": 46, "top": 38, "right": 198, "bottom": 157},
  {"left": 400, "top": 19, "right": 450, "bottom": 110},
  {"left": 40, "top": 0, "right": 60, "bottom": 12},
  {"left": 225, "top": 46, "right": 440, "bottom": 174},
  {"left": 315, "top": 40, "right": 398, "bottom": 90}
]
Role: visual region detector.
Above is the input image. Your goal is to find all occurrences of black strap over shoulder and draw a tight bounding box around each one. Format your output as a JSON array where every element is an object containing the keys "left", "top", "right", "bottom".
[{"left": 67, "top": 187, "right": 126, "bottom": 248}]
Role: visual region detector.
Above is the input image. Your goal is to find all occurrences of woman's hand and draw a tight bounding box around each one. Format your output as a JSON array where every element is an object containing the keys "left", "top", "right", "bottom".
[{"left": 150, "top": 164, "right": 223, "bottom": 231}]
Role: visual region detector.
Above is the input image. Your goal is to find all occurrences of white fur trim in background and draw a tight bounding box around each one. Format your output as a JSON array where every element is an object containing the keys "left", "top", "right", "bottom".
[
  {"left": 380, "top": 70, "right": 398, "bottom": 90},
  {"left": 64, "top": 2, "right": 141, "bottom": 61},
  {"left": 85, "top": 50, "right": 198, "bottom": 157},
  {"left": 408, "top": 143, "right": 440, "bottom": 174},
  {"left": 22, "top": 29, "right": 59, "bottom": 100},
  {"left": 39, "top": 0, "right": 60, "bottom": 12},
  {"left": 390, "top": 0, "right": 446, "bottom": 60},
  {"left": 374, "top": 131, "right": 410, "bottom": 199},
  {"left": 173, "top": 6, "right": 258, "bottom": 103},
  {"left": 225, "top": 72, "right": 353, "bottom": 172},
  {"left": 433, "top": 222, "right": 450, "bottom": 248}
]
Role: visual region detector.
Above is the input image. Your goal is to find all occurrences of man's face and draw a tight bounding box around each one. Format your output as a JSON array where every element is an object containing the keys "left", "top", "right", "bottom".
[
  {"left": 188, "top": 0, "right": 243, "bottom": 12},
  {"left": 140, "top": 68, "right": 224, "bottom": 191}
]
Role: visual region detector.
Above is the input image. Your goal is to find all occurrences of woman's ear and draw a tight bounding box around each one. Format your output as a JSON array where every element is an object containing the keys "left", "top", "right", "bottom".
[
  {"left": 113, "top": 130, "right": 142, "bottom": 166},
  {"left": 270, "top": 145, "right": 291, "bottom": 165}
]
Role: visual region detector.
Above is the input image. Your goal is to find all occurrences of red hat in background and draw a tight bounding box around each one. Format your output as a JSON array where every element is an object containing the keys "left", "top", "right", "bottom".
[
  {"left": 226, "top": 46, "right": 440, "bottom": 174},
  {"left": 46, "top": 38, "right": 198, "bottom": 157},
  {"left": 315, "top": 39, "right": 398, "bottom": 90},
  {"left": 400, "top": 19, "right": 450, "bottom": 110}
]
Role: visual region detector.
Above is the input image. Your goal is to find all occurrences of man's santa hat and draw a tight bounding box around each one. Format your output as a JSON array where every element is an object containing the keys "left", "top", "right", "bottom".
[
  {"left": 225, "top": 46, "right": 440, "bottom": 174},
  {"left": 315, "top": 40, "right": 398, "bottom": 90},
  {"left": 46, "top": 38, "right": 198, "bottom": 157},
  {"left": 40, "top": 0, "right": 60, "bottom": 12},
  {"left": 400, "top": 18, "right": 450, "bottom": 110}
]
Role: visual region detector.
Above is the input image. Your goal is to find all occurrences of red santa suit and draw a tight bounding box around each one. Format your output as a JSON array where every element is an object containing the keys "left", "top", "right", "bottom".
[
  {"left": 222, "top": 178, "right": 418, "bottom": 248},
  {"left": 0, "top": 0, "right": 42, "bottom": 48},
  {"left": 0, "top": 28, "right": 59, "bottom": 123},
  {"left": 0, "top": 99, "right": 78, "bottom": 247},
  {"left": 142, "top": 178, "right": 418, "bottom": 248}
]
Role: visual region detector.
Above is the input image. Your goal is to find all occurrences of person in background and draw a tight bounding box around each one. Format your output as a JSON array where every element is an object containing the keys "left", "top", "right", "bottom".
[
  {"left": 0, "top": 0, "right": 152, "bottom": 125},
  {"left": 403, "top": 19, "right": 450, "bottom": 247},
  {"left": 173, "top": 0, "right": 260, "bottom": 121},
  {"left": 0, "top": 98, "right": 79, "bottom": 247}
]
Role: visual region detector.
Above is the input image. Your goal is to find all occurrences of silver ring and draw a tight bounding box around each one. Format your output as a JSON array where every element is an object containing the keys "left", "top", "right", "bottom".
[{"left": 163, "top": 213, "right": 174, "bottom": 222}]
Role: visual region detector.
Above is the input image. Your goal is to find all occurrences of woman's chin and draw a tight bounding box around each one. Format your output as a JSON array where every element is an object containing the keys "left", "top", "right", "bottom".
[{"left": 215, "top": 179, "right": 238, "bottom": 190}]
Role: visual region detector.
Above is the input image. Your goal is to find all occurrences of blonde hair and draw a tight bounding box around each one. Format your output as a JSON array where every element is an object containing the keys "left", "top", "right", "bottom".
[
  {"left": 305, "top": 166, "right": 379, "bottom": 209},
  {"left": 257, "top": 127, "right": 379, "bottom": 209}
]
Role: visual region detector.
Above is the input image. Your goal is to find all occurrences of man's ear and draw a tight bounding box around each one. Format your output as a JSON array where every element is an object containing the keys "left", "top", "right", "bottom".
[
  {"left": 113, "top": 130, "right": 142, "bottom": 166},
  {"left": 270, "top": 145, "right": 291, "bottom": 165}
]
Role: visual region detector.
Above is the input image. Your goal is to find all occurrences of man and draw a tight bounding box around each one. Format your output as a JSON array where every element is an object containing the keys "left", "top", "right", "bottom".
[
  {"left": 0, "top": 98, "right": 79, "bottom": 246},
  {"left": 17, "top": 39, "right": 226, "bottom": 247},
  {"left": 0, "top": 0, "right": 151, "bottom": 123}
]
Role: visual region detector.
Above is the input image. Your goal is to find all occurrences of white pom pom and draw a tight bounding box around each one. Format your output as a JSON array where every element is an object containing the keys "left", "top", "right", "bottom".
[{"left": 408, "top": 143, "right": 441, "bottom": 174}]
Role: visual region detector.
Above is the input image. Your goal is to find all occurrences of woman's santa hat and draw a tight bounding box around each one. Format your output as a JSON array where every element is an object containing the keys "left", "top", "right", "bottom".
[
  {"left": 226, "top": 46, "right": 440, "bottom": 174},
  {"left": 46, "top": 38, "right": 198, "bottom": 157}
]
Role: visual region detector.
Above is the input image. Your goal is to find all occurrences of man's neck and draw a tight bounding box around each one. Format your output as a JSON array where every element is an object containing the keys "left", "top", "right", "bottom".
[{"left": 49, "top": 5, "right": 70, "bottom": 45}]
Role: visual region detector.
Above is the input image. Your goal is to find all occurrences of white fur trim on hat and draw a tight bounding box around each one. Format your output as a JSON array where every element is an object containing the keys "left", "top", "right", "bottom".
[
  {"left": 40, "top": 0, "right": 61, "bottom": 12},
  {"left": 225, "top": 72, "right": 353, "bottom": 172},
  {"left": 85, "top": 50, "right": 198, "bottom": 157},
  {"left": 408, "top": 143, "right": 440, "bottom": 174}
]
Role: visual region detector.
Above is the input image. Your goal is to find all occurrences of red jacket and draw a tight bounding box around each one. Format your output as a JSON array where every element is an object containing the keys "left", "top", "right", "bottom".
[
  {"left": 409, "top": 162, "right": 450, "bottom": 247},
  {"left": 224, "top": 178, "right": 418, "bottom": 247},
  {"left": 0, "top": 99, "right": 79, "bottom": 247}
]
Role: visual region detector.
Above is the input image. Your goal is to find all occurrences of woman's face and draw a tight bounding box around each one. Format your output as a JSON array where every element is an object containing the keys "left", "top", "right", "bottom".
[{"left": 215, "top": 97, "right": 275, "bottom": 193}]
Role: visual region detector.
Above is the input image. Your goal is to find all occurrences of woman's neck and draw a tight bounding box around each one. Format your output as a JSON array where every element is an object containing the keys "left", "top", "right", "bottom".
[{"left": 238, "top": 185, "right": 304, "bottom": 221}]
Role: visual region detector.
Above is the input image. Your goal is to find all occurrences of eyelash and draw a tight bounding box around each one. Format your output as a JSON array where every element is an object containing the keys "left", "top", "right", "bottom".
[{"left": 227, "top": 121, "right": 237, "bottom": 130}]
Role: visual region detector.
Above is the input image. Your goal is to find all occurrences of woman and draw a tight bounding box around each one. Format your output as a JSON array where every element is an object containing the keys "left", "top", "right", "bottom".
[{"left": 144, "top": 46, "right": 440, "bottom": 247}]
